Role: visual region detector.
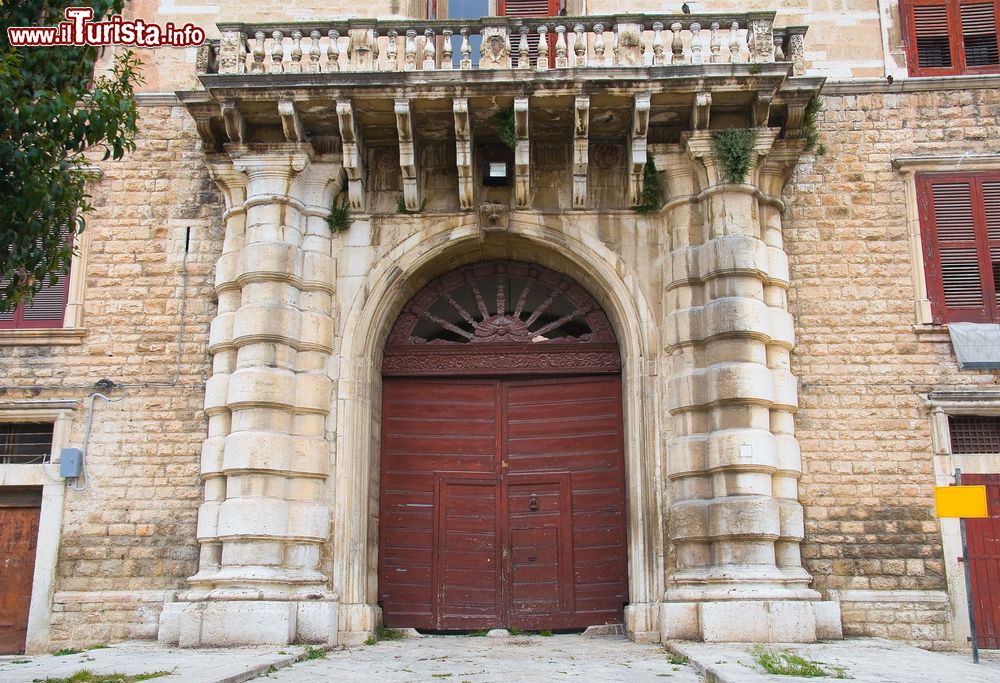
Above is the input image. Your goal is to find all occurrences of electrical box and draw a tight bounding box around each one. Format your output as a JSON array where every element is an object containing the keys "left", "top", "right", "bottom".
[{"left": 60, "top": 448, "right": 83, "bottom": 479}]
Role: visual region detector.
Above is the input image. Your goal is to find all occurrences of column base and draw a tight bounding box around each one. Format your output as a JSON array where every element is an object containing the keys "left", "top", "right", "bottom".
[
  {"left": 337, "top": 602, "right": 383, "bottom": 646},
  {"left": 624, "top": 602, "right": 662, "bottom": 643},
  {"left": 158, "top": 597, "right": 339, "bottom": 647},
  {"left": 660, "top": 600, "right": 843, "bottom": 643}
]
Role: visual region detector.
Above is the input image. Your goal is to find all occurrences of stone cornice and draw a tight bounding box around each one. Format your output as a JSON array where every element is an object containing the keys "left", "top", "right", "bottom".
[
  {"left": 821, "top": 74, "right": 1000, "bottom": 95},
  {"left": 892, "top": 154, "right": 1000, "bottom": 174}
]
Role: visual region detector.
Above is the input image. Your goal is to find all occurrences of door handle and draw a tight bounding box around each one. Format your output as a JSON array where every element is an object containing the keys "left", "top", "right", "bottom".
[{"left": 529, "top": 494, "right": 539, "bottom": 511}]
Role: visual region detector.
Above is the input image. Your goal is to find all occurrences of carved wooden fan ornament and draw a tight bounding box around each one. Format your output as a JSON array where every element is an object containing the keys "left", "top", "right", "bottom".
[{"left": 382, "top": 261, "right": 621, "bottom": 376}]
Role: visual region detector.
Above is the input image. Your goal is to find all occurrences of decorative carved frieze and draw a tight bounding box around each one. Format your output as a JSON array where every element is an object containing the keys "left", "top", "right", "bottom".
[{"left": 482, "top": 26, "right": 511, "bottom": 69}]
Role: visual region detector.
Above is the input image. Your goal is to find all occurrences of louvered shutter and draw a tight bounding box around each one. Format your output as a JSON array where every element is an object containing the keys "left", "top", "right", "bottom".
[
  {"left": 908, "top": 0, "right": 957, "bottom": 72},
  {"left": 0, "top": 226, "right": 72, "bottom": 330},
  {"left": 960, "top": 1, "right": 1000, "bottom": 67},
  {"left": 919, "top": 173, "right": 1000, "bottom": 323},
  {"left": 500, "top": 0, "right": 560, "bottom": 67}
]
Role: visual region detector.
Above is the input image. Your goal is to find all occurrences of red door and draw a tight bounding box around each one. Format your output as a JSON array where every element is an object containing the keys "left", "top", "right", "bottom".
[
  {"left": 965, "top": 473, "right": 1000, "bottom": 649},
  {"left": 379, "top": 376, "right": 627, "bottom": 631},
  {"left": 0, "top": 502, "right": 41, "bottom": 654}
]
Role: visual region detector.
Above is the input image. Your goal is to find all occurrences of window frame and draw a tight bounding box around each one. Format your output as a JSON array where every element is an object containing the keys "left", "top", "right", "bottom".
[
  {"left": 900, "top": 0, "right": 1000, "bottom": 77},
  {"left": 916, "top": 170, "right": 1000, "bottom": 324}
]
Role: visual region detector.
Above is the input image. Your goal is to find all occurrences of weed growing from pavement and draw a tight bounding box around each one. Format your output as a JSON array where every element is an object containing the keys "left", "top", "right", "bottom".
[
  {"left": 364, "top": 625, "right": 406, "bottom": 645},
  {"left": 35, "top": 671, "right": 170, "bottom": 683},
  {"left": 297, "top": 644, "right": 326, "bottom": 660},
  {"left": 749, "top": 645, "right": 847, "bottom": 678},
  {"left": 666, "top": 654, "right": 688, "bottom": 665},
  {"left": 52, "top": 645, "right": 108, "bottom": 657},
  {"left": 466, "top": 630, "right": 489, "bottom": 637}
]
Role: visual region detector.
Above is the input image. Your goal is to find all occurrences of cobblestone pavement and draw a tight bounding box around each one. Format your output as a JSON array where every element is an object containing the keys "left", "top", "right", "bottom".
[{"left": 257, "top": 634, "right": 703, "bottom": 682}]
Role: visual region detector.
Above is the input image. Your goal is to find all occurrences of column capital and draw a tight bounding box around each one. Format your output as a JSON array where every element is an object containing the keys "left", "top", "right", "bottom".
[
  {"left": 206, "top": 157, "right": 249, "bottom": 210},
  {"left": 225, "top": 143, "right": 315, "bottom": 178}
]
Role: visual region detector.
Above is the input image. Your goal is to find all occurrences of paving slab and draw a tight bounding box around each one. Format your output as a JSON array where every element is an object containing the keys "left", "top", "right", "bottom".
[
  {"left": 0, "top": 641, "right": 306, "bottom": 683},
  {"left": 257, "top": 633, "right": 704, "bottom": 682},
  {"left": 668, "top": 638, "right": 1000, "bottom": 683}
]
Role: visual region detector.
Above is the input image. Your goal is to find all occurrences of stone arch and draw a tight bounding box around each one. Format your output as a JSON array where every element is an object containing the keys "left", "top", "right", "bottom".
[{"left": 331, "top": 214, "right": 664, "bottom": 643}]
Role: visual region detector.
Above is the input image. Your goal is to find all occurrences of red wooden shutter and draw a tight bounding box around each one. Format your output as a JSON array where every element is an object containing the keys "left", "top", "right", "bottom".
[
  {"left": 500, "top": 0, "right": 560, "bottom": 67},
  {"left": 0, "top": 227, "right": 72, "bottom": 330},
  {"left": 907, "top": 0, "right": 958, "bottom": 74},
  {"left": 960, "top": 1, "right": 1000, "bottom": 68},
  {"left": 919, "top": 173, "right": 1000, "bottom": 323}
]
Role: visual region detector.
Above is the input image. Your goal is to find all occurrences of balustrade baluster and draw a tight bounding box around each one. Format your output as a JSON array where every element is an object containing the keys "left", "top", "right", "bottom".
[
  {"left": 670, "top": 22, "right": 684, "bottom": 64},
  {"left": 326, "top": 30, "right": 340, "bottom": 71},
  {"left": 238, "top": 32, "right": 248, "bottom": 73},
  {"left": 308, "top": 30, "right": 321, "bottom": 72},
  {"left": 612, "top": 24, "right": 621, "bottom": 65},
  {"left": 252, "top": 30, "right": 266, "bottom": 73},
  {"left": 573, "top": 23, "right": 586, "bottom": 67},
  {"left": 774, "top": 34, "right": 785, "bottom": 61},
  {"left": 555, "top": 25, "right": 568, "bottom": 67},
  {"left": 442, "top": 28, "right": 454, "bottom": 69},
  {"left": 424, "top": 29, "right": 437, "bottom": 70},
  {"left": 652, "top": 22, "right": 665, "bottom": 66},
  {"left": 690, "top": 23, "right": 702, "bottom": 64},
  {"left": 460, "top": 28, "right": 472, "bottom": 70},
  {"left": 593, "top": 23, "right": 606, "bottom": 65},
  {"left": 271, "top": 30, "right": 284, "bottom": 73},
  {"left": 386, "top": 30, "right": 399, "bottom": 71},
  {"left": 405, "top": 29, "right": 417, "bottom": 71},
  {"left": 709, "top": 22, "right": 721, "bottom": 63},
  {"left": 290, "top": 30, "right": 303, "bottom": 73},
  {"left": 518, "top": 26, "right": 530, "bottom": 69},
  {"left": 536, "top": 25, "right": 549, "bottom": 70},
  {"left": 729, "top": 22, "right": 742, "bottom": 63}
]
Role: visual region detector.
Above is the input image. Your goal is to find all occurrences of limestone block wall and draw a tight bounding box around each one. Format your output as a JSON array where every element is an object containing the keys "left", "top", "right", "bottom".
[
  {"left": 0, "top": 103, "right": 220, "bottom": 649},
  {"left": 786, "top": 84, "right": 1000, "bottom": 650}
]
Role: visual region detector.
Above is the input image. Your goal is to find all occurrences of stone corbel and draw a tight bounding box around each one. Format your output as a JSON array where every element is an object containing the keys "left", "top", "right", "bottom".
[
  {"left": 691, "top": 92, "right": 711, "bottom": 131},
  {"left": 514, "top": 97, "right": 530, "bottom": 209},
  {"left": 453, "top": 98, "right": 474, "bottom": 211},
  {"left": 628, "top": 93, "right": 651, "bottom": 208},
  {"left": 573, "top": 96, "right": 590, "bottom": 209},
  {"left": 278, "top": 100, "right": 305, "bottom": 143},
  {"left": 478, "top": 201, "right": 509, "bottom": 232},
  {"left": 395, "top": 98, "right": 421, "bottom": 211},
  {"left": 782, "top": 92, "right": 813, "bottom": 140},
  {"left": 220, "top": 101, "right": 245, "bottom": 144},
  {"left": 337, "top": 100, "right": 366, "bottom": 211},
  {"left": 182, "top": 99, "right": 225, "bottom": 152},
  {"left": 753, "top": 92, "right": 773, "bottom": 128}
]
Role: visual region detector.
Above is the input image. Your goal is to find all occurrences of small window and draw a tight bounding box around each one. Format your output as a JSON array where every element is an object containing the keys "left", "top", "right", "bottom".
[
  {"left": 949, "top": 415, "right": 1000, "bottom": 453},
  {"left": 0, "top": 227, "right": 72, "bottom": 330},
  {"left": 0, "top": 423, "right": 54, "bottom": 464},
  {"left": 902, "top": 0, "right": 1000, "bottom": 76},
  {"left": 917, "top": 171, "right": 1000, "bottom": 323}
]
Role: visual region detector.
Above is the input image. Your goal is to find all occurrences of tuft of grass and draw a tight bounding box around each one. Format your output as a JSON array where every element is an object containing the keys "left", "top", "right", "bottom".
[
  {"left": 507, "top": 627, "right": 526, "bottom": 636},
  {"left": 431, "top": 674, "right": 452, "bottom": 679},
  {"left": 297, "top": 644, "right": 326, "bottom": 661},
  {"left": 35, "top": 671, "right": 170, "bottom": 683},
  {"left": 496, "top": 108, "right": 517, "bottom": 151},
  {"left": 466, "top": 629, "right": 489, "bottom": 637},
  {"left": 364, "top": 636, "right": 377, "bottom": 646},
  {"left": 748, "top": 645, "right": 844, "bottom": 678},
  {"left": 538, "top": 629, "right": 552, "bottom": 637},
  {"left": 712, "top": 128, "right": 759, "bottom": 184},
  {"left": 666, "top": 654, "right": 688, "bottom": 665},
  {"left": 802, "top": 95, "right": 822, "bottom": 151},
  {"left": 326, "top": 191, "right": 351, "bottom": 232},
  {"left": 377, "top": 625, "right": 405, "bottom": 641}
]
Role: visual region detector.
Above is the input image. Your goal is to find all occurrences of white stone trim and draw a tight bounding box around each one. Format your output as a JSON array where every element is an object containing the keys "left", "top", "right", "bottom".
[
  {"left": 923, "top": 391, "right": 1000, "bottom": 650},
  {"left": 332, "top": 213, "right": 665, "bottom": 643},
  {"left": 893, "top": 155, "right": 1000, "bottom": 327},
  {"left": 0, "top": 401, "right": 76, "bottom": 654}
]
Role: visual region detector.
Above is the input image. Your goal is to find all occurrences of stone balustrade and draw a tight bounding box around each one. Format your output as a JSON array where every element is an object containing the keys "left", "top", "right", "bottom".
[{"left": 200, "top": 13, "right": 806, "bottom": 77}]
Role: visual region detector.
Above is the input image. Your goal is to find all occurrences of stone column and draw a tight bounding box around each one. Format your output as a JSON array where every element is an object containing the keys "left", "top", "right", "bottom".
[
  {"left": 159, "top": 144, "right": 341, "bottom": 647},
  {"left": 659, "top": 131, "right": 840, "bottom": 643}
]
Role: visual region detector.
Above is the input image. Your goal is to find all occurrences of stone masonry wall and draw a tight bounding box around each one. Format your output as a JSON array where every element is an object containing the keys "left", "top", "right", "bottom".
[
  {"left": 0, "top": 103, "right": 222, "bottom": 648},
  {"left": 785, "top": 85, "right": 1000, "bottom": 650}
]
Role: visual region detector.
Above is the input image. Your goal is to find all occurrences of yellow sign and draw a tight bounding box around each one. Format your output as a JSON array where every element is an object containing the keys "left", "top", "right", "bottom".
[{"left": 935, "top": 485, "right": 989, "bottom": 518}]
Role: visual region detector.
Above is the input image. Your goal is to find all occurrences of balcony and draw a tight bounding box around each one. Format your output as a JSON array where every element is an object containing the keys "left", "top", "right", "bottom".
[{"left": 180, "top": 12, "right": 823, "bottom": 213}]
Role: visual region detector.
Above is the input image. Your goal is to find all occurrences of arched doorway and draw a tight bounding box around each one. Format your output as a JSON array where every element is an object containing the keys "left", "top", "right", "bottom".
[{"left": 378, "top": 260, "right": 628, "bottom": 631}]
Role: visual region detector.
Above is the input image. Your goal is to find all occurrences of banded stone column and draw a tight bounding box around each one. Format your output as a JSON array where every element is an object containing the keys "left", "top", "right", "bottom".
[
  {"left": 160, "top": 144, "right": 340, "bottom": 647},
  {"left": 659, "top": 130, "right": 838, "bottom": 643}
]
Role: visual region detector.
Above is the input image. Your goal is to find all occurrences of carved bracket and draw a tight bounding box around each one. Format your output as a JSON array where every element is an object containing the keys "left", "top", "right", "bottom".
[
  {"left": 573, "top": 96, "right": 590, "bottom": 209},
  {"left": 753, "top": 92, "right": 773, "bottom": 128},
  {"left": 278, "top": 100, "right": 305, "bottom": 143},
  {"left": 628, "top": 93, "right": 651, "bottom": 208},
  {"left": 221, "top": 100, "right": 245, "bottom": 144},
  {"left": 337, "top": 99, "right": 366, "bottom": 211},
  {"left": 453, "top": 98, "right": 474, "bottom": 211},
  {"left": 691, "top": 92, "right": 711, "bottom": 131},
  {"left": 514, "top": 97, "right": 530, "bottom": 209},
  {"left": 395, "top": 98, "right": 421, "bottom": 211}
]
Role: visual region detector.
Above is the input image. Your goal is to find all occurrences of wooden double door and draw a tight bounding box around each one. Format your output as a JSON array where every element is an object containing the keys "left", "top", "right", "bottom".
[{"left": 378, "top": 376, "right": 628, "bottom": 631}]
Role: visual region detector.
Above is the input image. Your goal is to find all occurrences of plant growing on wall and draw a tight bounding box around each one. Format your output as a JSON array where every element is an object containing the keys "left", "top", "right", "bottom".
[
  {"left": 636, "top": 157, "right": 662, "bottom": 214},
  {"left": 711, "top": 128, "right": 759, "bottom": 184},
  {"left": 327, "top": 191, "right": 351, "bottom": 232},
  {"left": 802, "top": 95, "right": 823, "bottom": 154},
  {"left": 497, "top": 108, "right": 517, "bottom": 151}
]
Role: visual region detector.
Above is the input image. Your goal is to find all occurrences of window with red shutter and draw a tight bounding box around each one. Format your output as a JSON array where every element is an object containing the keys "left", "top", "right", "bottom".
[
  {"left": 902, "top": 0, "right": 1000, "bottom": 76},
  {"left": 499, "top": 0, "right": 561, "bottom": 67},
  {"left": 918, "top": 172, "right": 1000, "bottom": 323},
  {"left": 0, "top": 228, "right": 72, "bottom": 330}
]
